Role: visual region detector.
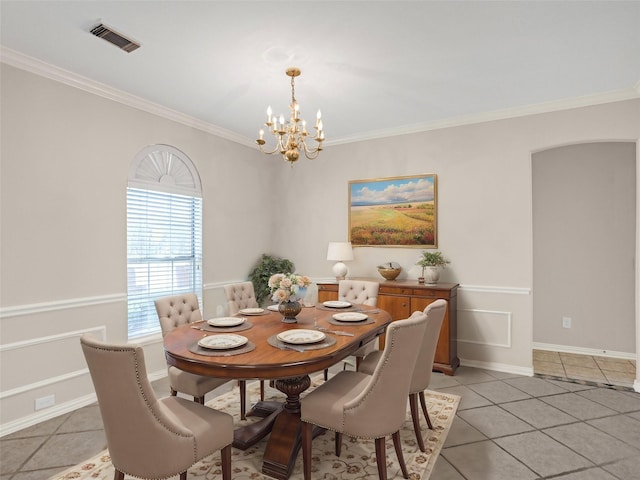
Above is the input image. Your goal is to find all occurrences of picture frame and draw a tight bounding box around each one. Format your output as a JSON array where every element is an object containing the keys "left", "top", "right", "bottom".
[{"left": 348, "top": 174, "right": 437, "bottom": 247}]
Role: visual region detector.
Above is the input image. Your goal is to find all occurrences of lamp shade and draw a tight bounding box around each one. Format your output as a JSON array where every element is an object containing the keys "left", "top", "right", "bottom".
[{"left": 327, "top": 242, "right": 354, "bottom": 261}]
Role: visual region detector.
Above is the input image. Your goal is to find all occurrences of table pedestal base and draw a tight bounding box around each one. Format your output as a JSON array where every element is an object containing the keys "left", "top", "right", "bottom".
[
  {"left": 261, "top": 375, "right": 309, "bottom": 479},
  {"left": 233, "top": 401, "right": 282, "bottom": 450},
  {"left": 231, "top": 375, "right": 323, "bottom": 480}
]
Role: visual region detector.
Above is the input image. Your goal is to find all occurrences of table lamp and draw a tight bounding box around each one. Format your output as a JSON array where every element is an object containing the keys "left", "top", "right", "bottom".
[{"left": 327, "top": 242, "right": 354, "bottom": 281}]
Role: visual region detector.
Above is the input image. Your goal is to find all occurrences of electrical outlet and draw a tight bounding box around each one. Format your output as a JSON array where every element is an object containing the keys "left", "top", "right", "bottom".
[
  {"left": 562, "top": 316, "right": 571, "bottom": 329},
  {"left": 35, "top": 394, "right": 55, "bottom": 410}
]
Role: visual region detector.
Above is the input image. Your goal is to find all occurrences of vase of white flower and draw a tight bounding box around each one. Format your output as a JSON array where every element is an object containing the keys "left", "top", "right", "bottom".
[{"left": 268, "top": 272, "right": 312, "bottom": 323}]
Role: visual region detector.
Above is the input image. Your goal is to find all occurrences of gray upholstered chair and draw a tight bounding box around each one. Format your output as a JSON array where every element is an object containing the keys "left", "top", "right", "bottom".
[
  {"left": 339, "top": 279, "right": 380, "bottom": 370},
  {"left": 222, "top": 282, "right": 265, "bottom": 414},
  {"left": 301, "top": 311, "right": 429, "bottom": 480},
  {"left": 80, "top": 334, "right": 233, "bottom": 480},
  {"left": 359, "top": 299, "right": 447, "bottom": 452}
]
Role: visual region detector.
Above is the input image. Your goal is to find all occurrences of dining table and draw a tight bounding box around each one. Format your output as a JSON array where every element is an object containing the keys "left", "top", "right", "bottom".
[{"left": 163, "top": 302, "right": 392, "bottom": 480}]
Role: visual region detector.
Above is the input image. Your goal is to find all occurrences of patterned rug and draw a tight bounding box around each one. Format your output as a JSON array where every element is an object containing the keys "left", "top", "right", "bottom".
[{"left": 51, "top": 376, "right": 459, "bottom": 480}]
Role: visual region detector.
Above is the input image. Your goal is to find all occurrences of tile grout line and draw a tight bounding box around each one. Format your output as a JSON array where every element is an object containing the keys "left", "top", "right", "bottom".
[{"left": 453, "top": 378, "right": 639, "bottom": 479}]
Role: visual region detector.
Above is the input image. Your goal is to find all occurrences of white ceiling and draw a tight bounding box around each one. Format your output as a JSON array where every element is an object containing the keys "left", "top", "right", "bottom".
[{"left": 1, "top": 1, "right": 639, "bottom": 146}]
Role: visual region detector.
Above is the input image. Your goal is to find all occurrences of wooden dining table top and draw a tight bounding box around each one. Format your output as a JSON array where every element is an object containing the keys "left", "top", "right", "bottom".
[{"left": 163, "top": 303, "right": 392, "bottom": 380}]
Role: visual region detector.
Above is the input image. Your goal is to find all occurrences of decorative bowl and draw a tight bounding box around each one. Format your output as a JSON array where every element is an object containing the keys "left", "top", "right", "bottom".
[{"left": 377, "top": 266, "right": 402, "bottom": 280}]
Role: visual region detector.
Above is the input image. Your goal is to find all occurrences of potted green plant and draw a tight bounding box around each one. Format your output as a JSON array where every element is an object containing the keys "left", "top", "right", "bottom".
[
  {"left": 416, "top": 251, "right": 450, "bottom": 284},
  {"left": 248, "top": 253, "right": 295, "bottom": 305}
]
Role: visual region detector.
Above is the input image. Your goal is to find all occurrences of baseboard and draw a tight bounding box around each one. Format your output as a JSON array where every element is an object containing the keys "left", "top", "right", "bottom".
[
  {"left": 0, "top": 393, "right": 96, "bottom": 438},
  {"left": 0, "top": 369, "right": 168, "bottom": 438},
  {"left": 532, "top": 342, "right": 636, "bottom": 360},
  {"left": 459, "top": 358, "right": 534, "bottom": 377}
]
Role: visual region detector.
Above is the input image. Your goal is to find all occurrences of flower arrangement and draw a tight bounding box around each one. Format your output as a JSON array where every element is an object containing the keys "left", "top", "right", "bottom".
[{"left": 268, "top": 273, "right": 312, "bottom": 304}]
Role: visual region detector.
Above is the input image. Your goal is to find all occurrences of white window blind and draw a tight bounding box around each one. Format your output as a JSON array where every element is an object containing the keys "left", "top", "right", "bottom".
[{"left": 127, "top": 187, "right": 202, "bottom": 339}]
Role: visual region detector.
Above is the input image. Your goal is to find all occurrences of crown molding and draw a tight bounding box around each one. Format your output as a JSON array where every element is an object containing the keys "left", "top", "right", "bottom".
[
  {"left": 2, "top": 46, "right": 638, "bottom": 148},
  {"left": 0, "top": 46, "right": 254, "bottom": 148},
  {"left": 329, "top": 89, "right": 640, "bottom": 146}
]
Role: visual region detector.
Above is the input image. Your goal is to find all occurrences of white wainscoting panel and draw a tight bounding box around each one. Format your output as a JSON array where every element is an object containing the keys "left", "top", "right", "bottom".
[
  {"left": 0, "top": 326, "right": 106, "bottom": 399},
  {"left": 458, "top": 308, "right": 513, "bottom": 348}
]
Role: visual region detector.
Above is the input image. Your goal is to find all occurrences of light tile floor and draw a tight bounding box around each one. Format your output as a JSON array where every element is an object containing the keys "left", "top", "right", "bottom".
[
  {"left": 533, "top": 349, "right": 637, "bottom": 389},
  {"left": 2, "top": 365, "right": 640, "bottom": 480}
]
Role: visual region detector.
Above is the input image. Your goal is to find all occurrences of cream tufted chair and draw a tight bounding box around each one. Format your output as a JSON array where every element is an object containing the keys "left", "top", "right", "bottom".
[
  {"left": 155, "top": 293, "right": 250, "bottom": 417},
  {"left": 80, "top": 334, "right": 233, "bottom": 480},
  {"left": 224, "top": 281, "right": 259, "bottom": 314},
  {"left": 223, "top": 282, "right": 265, "bottom": 416},
  {"left": 339, "top": 280, "right": 380, "bottom": 370},
  {"left": 359, "top": 300, "right": 447, "bottom": 452},
  {"left": 301, "top": 311, "right": 429, "bottom": 480},
  {"left": 338, "top": 279, "right": 379, "bottom": 306}
]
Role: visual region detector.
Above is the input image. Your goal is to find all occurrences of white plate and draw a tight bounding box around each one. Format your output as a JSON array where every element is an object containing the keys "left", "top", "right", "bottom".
[
  {"left": 267, "top": 305, "right": 279, "bottom": 312},
  {"left": 323, "top": 300, "right": 351, "bottom": 308},
  {"left": 332, "top": 312, "right": 368, "bottom": 322},
  {"left": 277, "top": 329, "right": 326, "bottom": 345},
  {"left": 239, "top": 307, "right": 265, "bottom": 315},
  {"left": 207, "top": 317, "right": 245, "bottom": 327},
  {"left": 198, "top": 334, "right": 248, "bottom": 350}
]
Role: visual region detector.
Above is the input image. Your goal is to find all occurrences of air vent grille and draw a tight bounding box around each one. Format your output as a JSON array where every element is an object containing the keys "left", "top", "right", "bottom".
[{"left": 90, "top": 23, "right": 140, "bottom": 53}]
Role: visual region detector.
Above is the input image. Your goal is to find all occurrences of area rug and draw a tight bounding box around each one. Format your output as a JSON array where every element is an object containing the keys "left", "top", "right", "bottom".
[{"left": 51, "top": 376, "right": 459, "bottom": 480}]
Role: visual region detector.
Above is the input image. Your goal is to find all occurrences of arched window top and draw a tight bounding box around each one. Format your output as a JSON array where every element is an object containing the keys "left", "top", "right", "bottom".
[{"left": 128, "top": 144, "right": 202, "bottom": 197}]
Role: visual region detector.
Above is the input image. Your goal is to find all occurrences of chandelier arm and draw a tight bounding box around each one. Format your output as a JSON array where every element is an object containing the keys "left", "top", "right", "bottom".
[
  {"left": 258, "top": 143, "right": 283, "bottom": 156},
  {"left": 303, "top": 149, "right": 321, "bottom": 160},
  {"left": 258, "top": 134, "right": 287, "bottom": 155},
  {"left": 300, "top": 140, "right": 322, "bottom": 159}
]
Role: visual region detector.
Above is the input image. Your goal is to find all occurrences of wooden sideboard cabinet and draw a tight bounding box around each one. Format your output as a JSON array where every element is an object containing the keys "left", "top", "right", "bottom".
[{"left": 317, "top": 279, "right": 459, "bottom": 375}]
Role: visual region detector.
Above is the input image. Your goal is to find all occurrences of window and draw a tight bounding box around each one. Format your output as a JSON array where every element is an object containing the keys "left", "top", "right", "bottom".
[{"left": 127, "top": 146, "right": 202, "bottom": 339}]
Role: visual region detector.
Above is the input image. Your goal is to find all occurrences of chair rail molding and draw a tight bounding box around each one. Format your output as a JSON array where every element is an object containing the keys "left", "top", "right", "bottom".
[
  {"left": 0, "top": 293, "right": 125, "bottom": 319},
  {"left": 458, "top": 284, "right": 531, "bottom": 295},
  {"left": 203, "top": 280, "right": 248, "bottom": 291}
]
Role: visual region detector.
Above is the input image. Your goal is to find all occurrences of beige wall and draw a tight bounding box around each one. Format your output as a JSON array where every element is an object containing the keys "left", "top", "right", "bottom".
[
  {"left": 532, "top": 142, "right": 636, "bottom": 353},
  {"left": 1, "top": 63, "right": 639, "bottom": 434},
  {"left": 279, "top": 102, "right": 639, "bottom": 373},
  {"left": 0, "top": 65, "right": 274, "bottom": 432}
]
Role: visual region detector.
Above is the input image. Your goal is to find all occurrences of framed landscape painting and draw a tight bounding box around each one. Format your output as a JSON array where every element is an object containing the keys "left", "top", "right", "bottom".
[{"left": 348, "top": 174, "right": 437, "bottom": 247}]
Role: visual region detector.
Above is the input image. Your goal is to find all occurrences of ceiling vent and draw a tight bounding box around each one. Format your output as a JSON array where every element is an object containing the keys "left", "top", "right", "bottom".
[{"left": 90, "top": 23, "right": 140, "bottom": 53}]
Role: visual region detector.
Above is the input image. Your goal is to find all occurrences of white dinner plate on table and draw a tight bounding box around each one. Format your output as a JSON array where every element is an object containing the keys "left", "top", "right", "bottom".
[
  {"left": 267, "top": 305, "right": 279, "bottom": 312},
  {"left": 198, "top": 334, "right": 248, "bottom": 350},
  {"left": 239, "top": 307, "right": 265, "bottom": 315},
  {"left": 207, "top": 317, "right": 245, "bottom": 327},
  {"left": 276, "top": 329, "right": 326, "bottom": 345},
  {"left": 322, "top": 300, "right": 351, "bottom": 308},
  {"left": 332, "top": 312, "right": 368, "bottom": 322}
]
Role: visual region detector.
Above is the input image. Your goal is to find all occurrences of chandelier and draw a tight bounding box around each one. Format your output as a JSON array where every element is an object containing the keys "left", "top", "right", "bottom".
[{"left": 256, "top": 67, "right": 325, "bottom": 166}]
